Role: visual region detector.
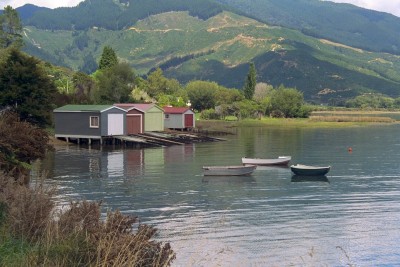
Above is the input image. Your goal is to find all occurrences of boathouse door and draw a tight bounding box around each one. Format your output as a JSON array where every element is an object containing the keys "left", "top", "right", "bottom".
[
  {"left": 184, "top": 114, "right": 194, "bottom": 128},
  {"left": 108, "top": 114, "right": 124, "bottom": 135},
  {"left": 127, "top": 114, "right": 142, "bottom": 134}
]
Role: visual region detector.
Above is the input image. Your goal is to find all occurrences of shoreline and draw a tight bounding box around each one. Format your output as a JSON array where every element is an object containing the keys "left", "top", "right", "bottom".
[
  {"left": 48, "top": 111, "right": 400, "bottom": 145},
  {"left": 196, "top": 115, "right": 399, "bottom": 131}
]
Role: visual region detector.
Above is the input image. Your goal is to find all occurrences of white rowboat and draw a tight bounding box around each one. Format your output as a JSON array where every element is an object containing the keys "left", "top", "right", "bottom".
[
  {"left": 202, "top": 165, "right": 256, "bottom": 176},
  {"left": 242, "top": 156, "right": 291, "bottom": 166}
]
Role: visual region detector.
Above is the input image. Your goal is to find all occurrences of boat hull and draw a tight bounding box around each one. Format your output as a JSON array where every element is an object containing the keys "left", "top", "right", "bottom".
[
  {"left": 242, "top": 156, "right": 291, "bottom": 166},
  {"left": 202, "top": 165, "right": 257, "bottom": 176},
  {"left": 290, "top": 164, "right": 330, "bottom": 176}
]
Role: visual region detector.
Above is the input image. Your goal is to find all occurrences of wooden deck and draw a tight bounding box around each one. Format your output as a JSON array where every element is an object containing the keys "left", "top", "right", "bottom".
[{"left": 55, "top": 131, "right": 225, "bottom": 147}]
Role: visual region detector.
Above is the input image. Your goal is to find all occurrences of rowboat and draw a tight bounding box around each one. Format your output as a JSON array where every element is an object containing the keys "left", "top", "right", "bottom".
[
  {"left": 290, "top": 164, "right": 330, "bottom": 176},
  {"left": 242, "top": 156, "right": 291, "bottom": 166},
  {"left": 202, "top": 165, "right": 257, "bottom": 176}
]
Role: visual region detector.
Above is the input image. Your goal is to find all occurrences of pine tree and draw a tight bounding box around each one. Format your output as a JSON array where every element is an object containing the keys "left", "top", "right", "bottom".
[
  {"left": 98, "top": 46, "right": 118, "bottom": 70},
  {"left": 0, "top": 49, "right": 57, "bottom": 127},
  {"left": 243, "top": 62, "right": 256, "bottom": 100},
  {"left": 0, "top": 6, "right": 23, "bottom": 49}
]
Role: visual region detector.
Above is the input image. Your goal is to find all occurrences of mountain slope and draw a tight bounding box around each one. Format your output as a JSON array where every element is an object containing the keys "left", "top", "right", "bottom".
[
  {"left": 215, "top": 0, "right": 400, "bottom": 55},
  {"left": 22, "top": 0, "right": 225, "bottom": 30},
  {"left": 21, "top": 10, "right": 400, "bottom": 104}
]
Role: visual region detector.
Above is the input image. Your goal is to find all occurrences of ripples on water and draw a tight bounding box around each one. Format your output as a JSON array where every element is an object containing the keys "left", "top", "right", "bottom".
[{"left": 33, "top": 126, "right": 400, "bottom": 266}]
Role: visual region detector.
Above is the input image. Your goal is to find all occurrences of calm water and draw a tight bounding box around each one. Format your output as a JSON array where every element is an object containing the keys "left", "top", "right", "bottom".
[{"left": 34, "top": 125, "right": 400, "bottom": 266}]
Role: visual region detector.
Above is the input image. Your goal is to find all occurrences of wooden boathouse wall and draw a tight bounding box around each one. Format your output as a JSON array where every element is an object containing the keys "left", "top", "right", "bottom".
[
  {"left": 54, "top": 105, "right": 224, "bottom": 148},
  {"left": 54, "top": 104, "right": 127, "bottom": 145}
]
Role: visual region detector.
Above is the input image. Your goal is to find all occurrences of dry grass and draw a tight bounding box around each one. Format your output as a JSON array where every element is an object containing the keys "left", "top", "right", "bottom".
[
  {"left": 196, "top": 112, "right": 398, "bottom": 131},
  {"left": 309, "top": 115, "right": 395, "bottom": 123},
  {"left": 0, "top": 173, "right": 175, "bottom": 267}
]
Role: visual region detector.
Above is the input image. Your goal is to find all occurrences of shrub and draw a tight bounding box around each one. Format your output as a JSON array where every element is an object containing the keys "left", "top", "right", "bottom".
[
  {"left": 200, "top": 109, "right": 220, "bottom": 120},
  {"left": 0, "top": 112, "right": 51, "bottom": 182}
]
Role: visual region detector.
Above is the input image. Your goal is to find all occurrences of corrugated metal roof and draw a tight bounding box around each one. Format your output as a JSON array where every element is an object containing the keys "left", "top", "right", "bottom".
[
  {"left": 54, "top": 104, "right": 115, "bottom": 112},
  {"left": 163, "top": 106, "right": 191, "bottom": 114}
]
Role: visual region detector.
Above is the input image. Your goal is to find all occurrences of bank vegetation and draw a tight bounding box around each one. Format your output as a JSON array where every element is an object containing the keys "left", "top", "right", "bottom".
[{"left": 0, "top": 111, "right": 176, "bottom": 267}]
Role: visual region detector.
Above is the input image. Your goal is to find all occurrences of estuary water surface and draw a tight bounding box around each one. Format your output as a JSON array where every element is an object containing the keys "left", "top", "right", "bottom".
[{"left": 36, "top": 125, "right": 400, "bottom": 266}]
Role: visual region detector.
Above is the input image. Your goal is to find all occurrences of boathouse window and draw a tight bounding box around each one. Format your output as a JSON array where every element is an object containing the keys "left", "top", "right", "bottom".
[
  {"left": 165, "top": 114, "right": 169, "bottom": 119},
  {"left": 90, "top": 116, "right": 99, "bottom": 128}
]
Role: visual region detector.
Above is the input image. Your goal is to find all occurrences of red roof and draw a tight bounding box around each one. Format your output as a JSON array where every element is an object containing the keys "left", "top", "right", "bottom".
[{"left": 163, "top": 106, "right": 192, "bottom": 114}]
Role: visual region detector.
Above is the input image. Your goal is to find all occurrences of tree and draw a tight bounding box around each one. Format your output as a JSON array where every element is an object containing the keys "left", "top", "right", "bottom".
[
  {"left": 269, "top": 86, "right": 304, "bottom": 118},
  {"left": 230, "top": 99, "right": 260, "bottom": 120},
  {"left": 253, "top": 82, "right": 273, "bottom": 102},
  {"left": 80, "top": 53, "right": 98, "bottom": 74},
  {"left": 345, "top": 94, "right": 395, "bottom": 109},
  {"left": 0, "top": 49, "right": 57, "bottom": 127},
  {"left": 0, "top": 6, "right": 23, "bottom": 49},
  {"left": 243, "top": 62, "right": 256, "bottom": 100},
  {"left": 72, "top": 71, "right": 97, "bottom": 103},
  {"left": 214, "top": 87, "right": 244, "bottom": 105},
  {"left": 98, "top": 46, "right": 118, "bottom": 70},
  {"left": 95, "top": 62, "right": 135, "bottom": 104},
  {"left": 144, "top": 68, "right": 168, "bottom": 97},
  {"left": 186, "top": 81, "right": 218, "bottom": 111}
]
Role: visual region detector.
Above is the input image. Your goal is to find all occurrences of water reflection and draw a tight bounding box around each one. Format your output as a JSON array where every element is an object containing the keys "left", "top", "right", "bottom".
[
  {"left": 202, "top": 175, "right": 256, "bottom": 184},
  {"left": 255, "top": 165, "right": 290, "bottom": 171},
  {"left": 34, "top": 125, "right": 400, "bottom": 266},
  {"left": 291, "top": 175, "right": 330, "bottom": 183}
]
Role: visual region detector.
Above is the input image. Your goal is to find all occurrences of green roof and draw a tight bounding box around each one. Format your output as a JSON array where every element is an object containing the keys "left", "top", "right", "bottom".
[{"left": 54, "top": 105, "right": 115, "bottom": 112}]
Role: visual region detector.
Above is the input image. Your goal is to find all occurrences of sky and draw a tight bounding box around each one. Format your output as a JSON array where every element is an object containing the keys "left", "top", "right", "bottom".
[
  {"left": 327, "top": 0, "right": 400, "bottom": 17},
  {"left": 1, "top": 0, "right": 400, "bottom": 17}
]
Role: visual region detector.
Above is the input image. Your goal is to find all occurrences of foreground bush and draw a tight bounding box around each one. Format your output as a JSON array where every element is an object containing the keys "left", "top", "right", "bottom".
[
  {"left": 0, "top": 173, "right": 175, "bottom": 266},
  {"left": 0, "top": 112, "right": 51, "bottom": 182}
]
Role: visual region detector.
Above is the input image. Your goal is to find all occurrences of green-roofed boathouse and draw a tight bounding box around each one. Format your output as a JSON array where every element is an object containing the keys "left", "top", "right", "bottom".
[{"left": 54, "top": 104, "right": 127, "bottom": 145}]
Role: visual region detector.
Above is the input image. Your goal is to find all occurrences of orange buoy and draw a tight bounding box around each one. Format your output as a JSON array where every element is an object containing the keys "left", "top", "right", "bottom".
[{"left": 348, "top": 147, "right": 353, "bottom": 153}]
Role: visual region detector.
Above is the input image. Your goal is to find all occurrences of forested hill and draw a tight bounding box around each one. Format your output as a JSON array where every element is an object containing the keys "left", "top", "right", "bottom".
[
  {"left": 6, "top": 0, "right": 400, "bottom": 104},
  {"left": 22, "top": 0, "right": 226, "bottom": 30},
  {"left": 215, "top": 0, "right": 400, "bottom": 55},
  {"left": 15, "top": 0, "right": 400, "bottom": 55}
]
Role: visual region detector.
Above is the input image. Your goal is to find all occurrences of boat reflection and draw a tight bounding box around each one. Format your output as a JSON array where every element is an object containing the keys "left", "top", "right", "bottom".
[
  {"left": 291, "top": 175, "right": 330, "bottom": 183},
  {"left": 255, "top": 165, "right": 290, "bottom": 171}
]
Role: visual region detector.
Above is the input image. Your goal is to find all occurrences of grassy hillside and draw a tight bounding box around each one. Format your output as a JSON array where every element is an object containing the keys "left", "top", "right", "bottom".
[
  {"left": 22, "top": 11, "right": 400, "bottom": 103},
  {"left": 215, "top": 0, "right": 400, "bottom": 55}
]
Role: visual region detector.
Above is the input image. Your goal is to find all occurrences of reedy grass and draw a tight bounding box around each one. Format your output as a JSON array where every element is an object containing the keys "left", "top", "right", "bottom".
[
  {"left": 309, "top": 115, "right": 395, "bottom": 123},
  {"left": 0, "top": 173, "right": 175, "bottom": 267},
  {"left": 197, "top": 112, "right": 399, "bottom": 132}
]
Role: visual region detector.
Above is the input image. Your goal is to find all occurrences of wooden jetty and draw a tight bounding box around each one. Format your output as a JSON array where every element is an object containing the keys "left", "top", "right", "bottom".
[{"left": 55, "top": 131, "right": 224, "bottom": 148}]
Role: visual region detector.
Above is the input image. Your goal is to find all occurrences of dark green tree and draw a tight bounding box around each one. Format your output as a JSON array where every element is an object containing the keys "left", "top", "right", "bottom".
[
  {"left": 243, "top": 62, "right": 256, "bottom": 100},
  {"left": 0, "top": 6, "right": 23, "bottom": 49},
  {"left": 98, "top": 46, "right": 118, "bottom": 70},
  {"left": 95, "top": 62, "right": 135, "bottom": 104},
  {"left": 269, "top": 85, "right": 304, "bottom": 118},
  {"left": 0, "top": 49, "right": 57, "bottom": 127},
  {"left": 186, "top": 81, "right": 217, "bottom": 111}
]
